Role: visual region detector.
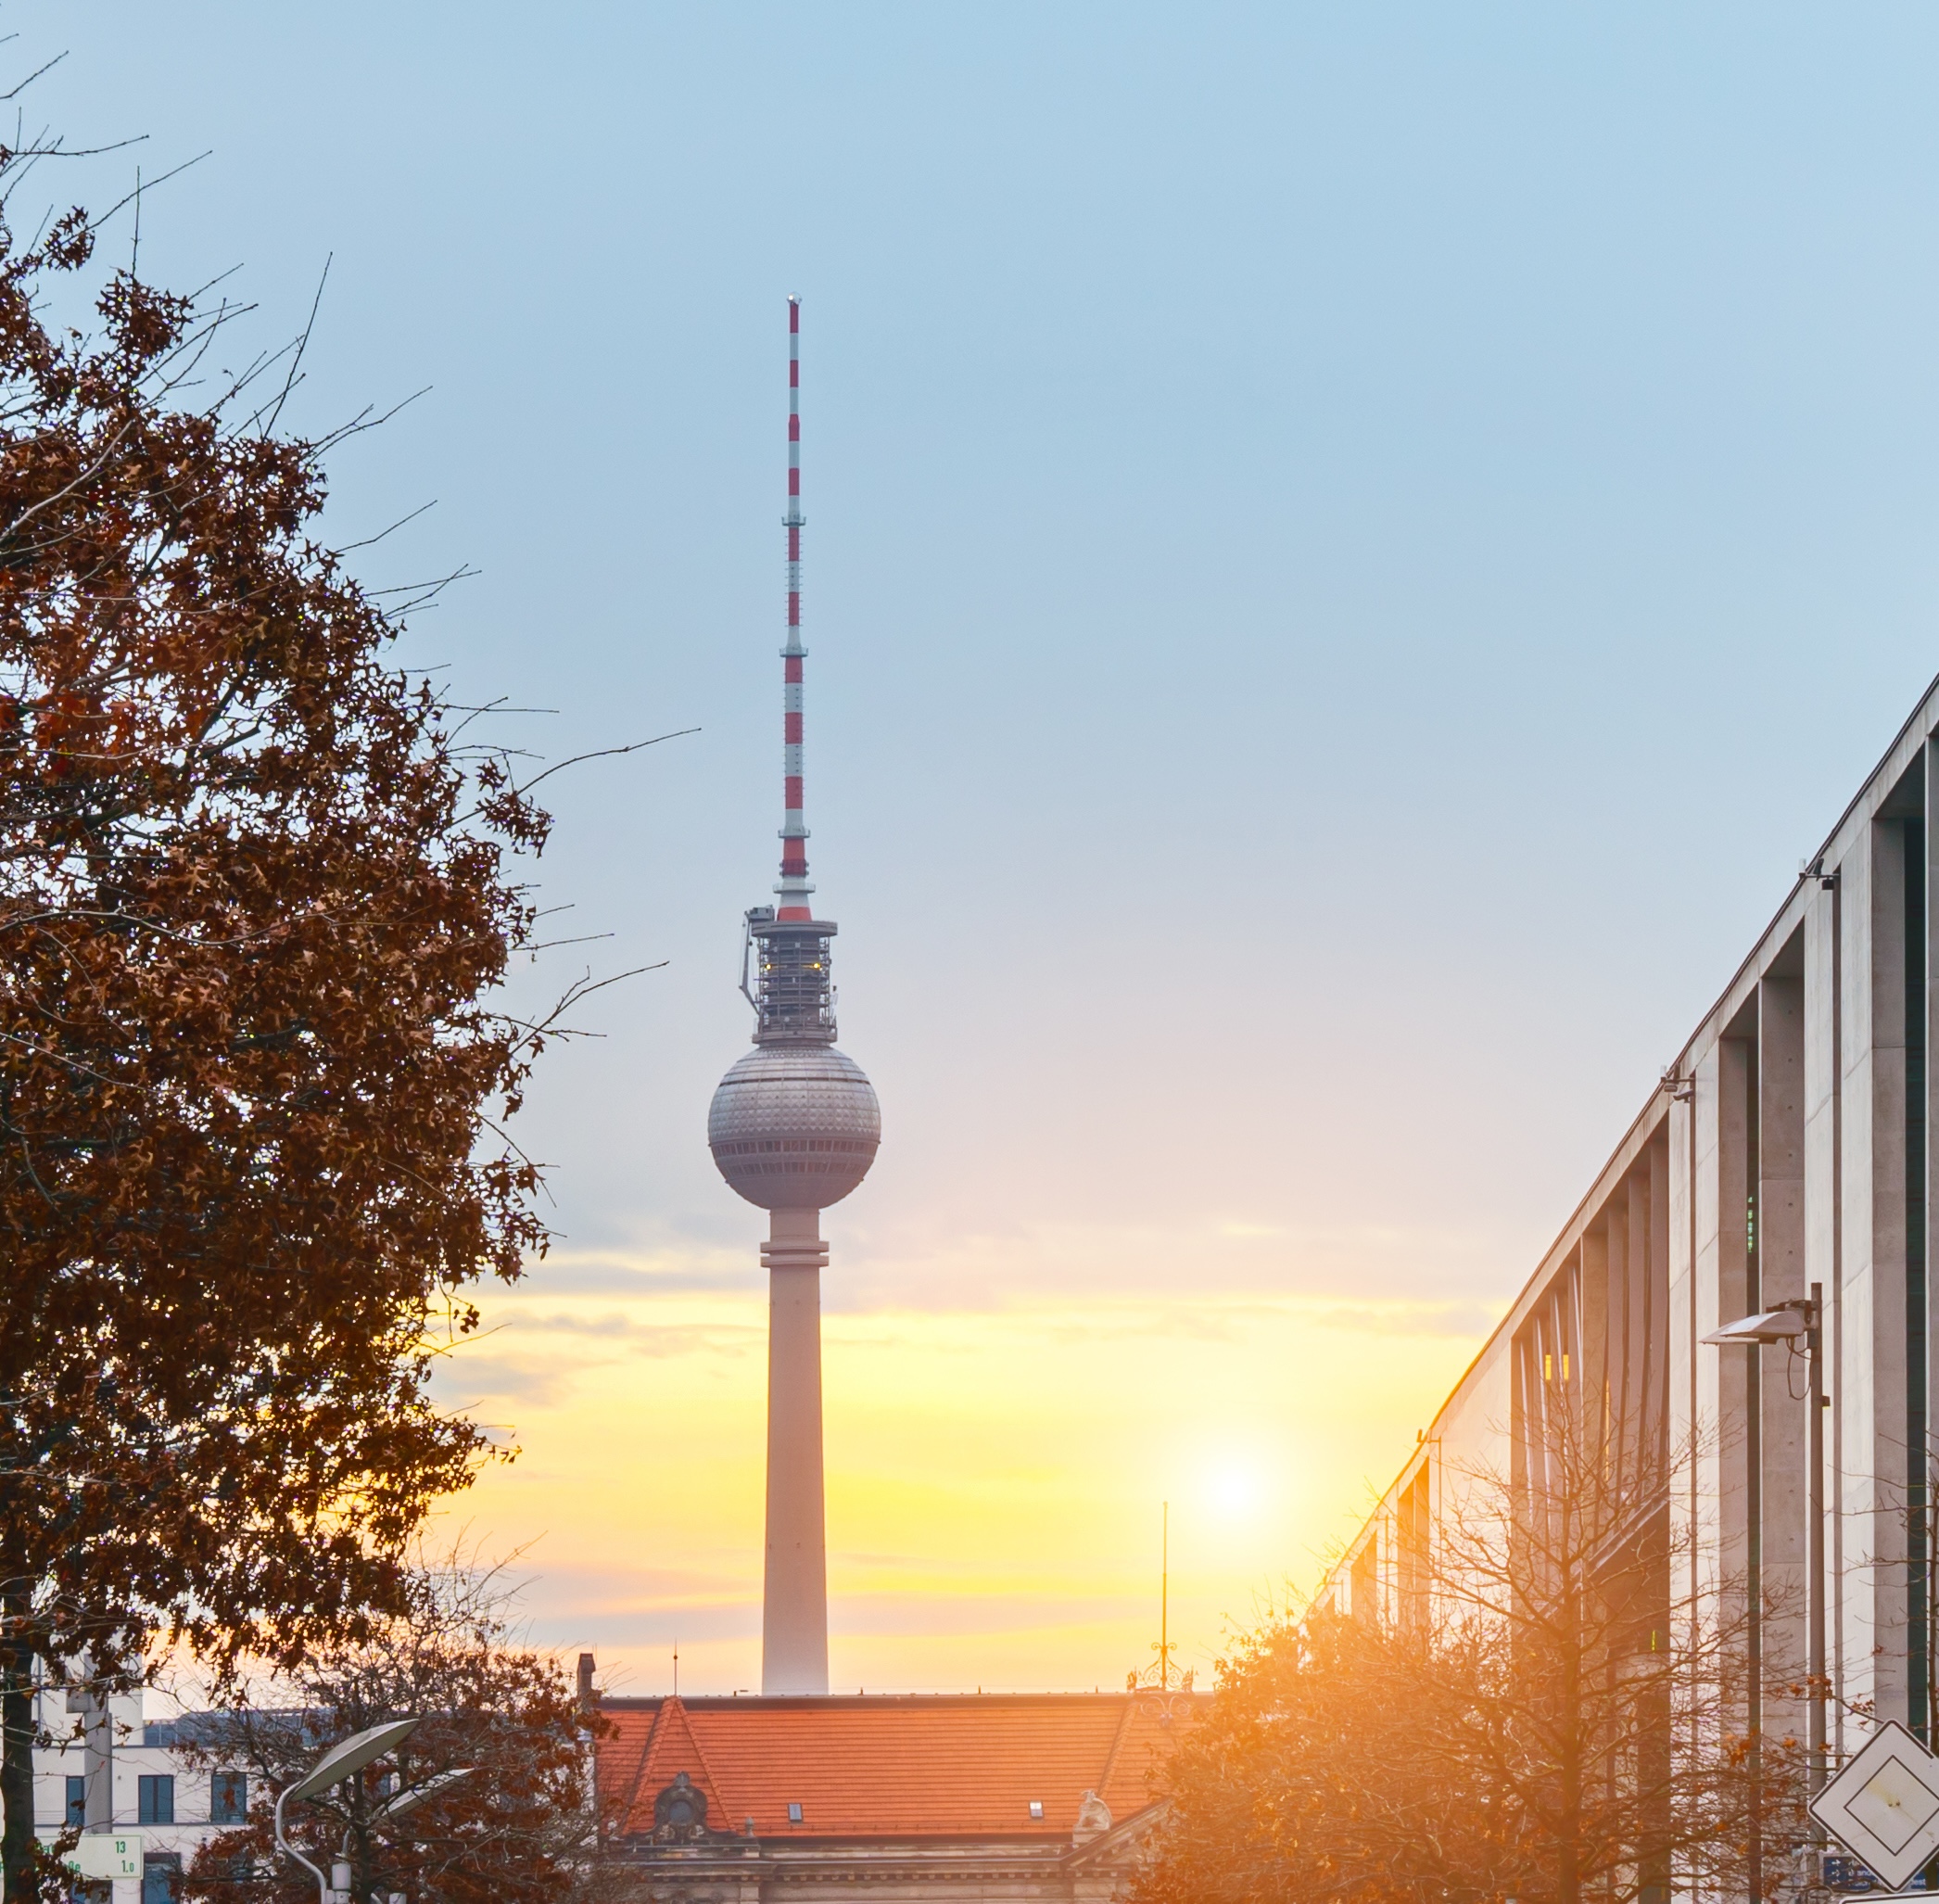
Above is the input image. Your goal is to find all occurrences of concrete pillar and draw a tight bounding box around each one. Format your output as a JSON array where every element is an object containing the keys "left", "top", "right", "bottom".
[
  {"left": 1803, "top": 869, "right": 1844, "bottom": 1750},
  {"left": 1869, "top": 816, "right": 1914, "bottom": 1726},
  {"left": 62, "top": 1666, "right": 116, "bottom": 1836},
  {"left": 1834, "top": 820, "right": 1886, "bottom": 1728},
  {"left": 1759, "top": 958, "right": 1808, "bottom": 1730},
  {"left": 1636, "top": 1140, "right": 1675, "bottom": 1904},
  {"left": 1582, "top": 1224, "right": 1610, "bottom": 1475},
  {"left": 1670, "top": 1079, "right": 1703, "bottom": 1649},
  {"left": 1926, "top": 740, "right": 1939, "bottom": 1532},
  {"left": 1683, "top": 1046, "right": 1725, "bottom": 1671},
  {"left": 1647, "top": 1136, "right": 1670, "bottom": 1482},
  {"left": 762, "top": 1207, "right": 830, "bottom": 1695},
  {"left": 1626, "top": 1169, "right": 1651, "bottom": 1498},
  {"left": 1717, "top": 1033, "right": 1755, "bottom": 1730}
]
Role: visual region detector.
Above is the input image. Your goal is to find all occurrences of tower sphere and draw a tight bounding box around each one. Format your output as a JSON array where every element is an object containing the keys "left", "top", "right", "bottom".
[{"left": 708, "top": 1043, "right": 881, "bottom": 1211}]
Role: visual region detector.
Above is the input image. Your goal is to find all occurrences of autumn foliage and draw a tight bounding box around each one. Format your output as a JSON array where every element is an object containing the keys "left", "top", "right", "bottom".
[
  {"left": 0, "top": 157, "right": 554, "bottom": 1897},
  {"left": 1137, "top": 1420, "right": 1804, "bottom": 1904},
  {"left": 182, "top": 1552, "right": 615, "bottom": 1904}
]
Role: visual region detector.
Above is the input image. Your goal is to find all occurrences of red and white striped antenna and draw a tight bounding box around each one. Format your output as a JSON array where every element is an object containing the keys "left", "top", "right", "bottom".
[{"left": 777, "top": 295, "right": 812, "bottom": 922}]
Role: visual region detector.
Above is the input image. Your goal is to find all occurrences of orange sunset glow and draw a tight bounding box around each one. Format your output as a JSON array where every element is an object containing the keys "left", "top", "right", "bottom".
[{"left": 437, "top": 1257, "right": 1495, "bottom": 1694}]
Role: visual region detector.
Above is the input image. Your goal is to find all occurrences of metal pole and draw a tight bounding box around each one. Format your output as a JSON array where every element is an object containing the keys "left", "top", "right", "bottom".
[
  {"left": 1809, "top": 1283, "right": 1828, "bottom": 1802},
  {"left": 1160, "top": 1502, "right": 1170, "bottom": 1691},
  {"left": 273, "top": 1784, "right": 332, "bottom": 1904}
]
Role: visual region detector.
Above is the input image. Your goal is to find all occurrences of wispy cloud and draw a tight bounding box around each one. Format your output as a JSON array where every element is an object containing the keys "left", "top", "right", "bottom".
[
  {"left": 508, "top": 1214, "right": 1532, "bottom": 1318},
  {"left": 518, "top": 1244, "right": 758, "bottom": 1297},
  {"left": 429, "top": 1353, "right": 583, "bottom": 1409},
  {"left": 493, "top": 1312, "right": 765, "bottom": 1354}
]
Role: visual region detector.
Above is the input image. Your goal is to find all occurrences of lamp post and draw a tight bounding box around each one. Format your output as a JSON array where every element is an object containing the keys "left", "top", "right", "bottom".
[
  {"left": 273, "top": 1719, "right": 420, "bottom": 1904},
  {"left": 1704, "top": 1287, "right": 1827, "bottom": 1872},
  {"left": 326, "top": 1764, "right": 476, "bottom": 1904},
  {"left": 373, "top": 1766, "right": 473, "bottom": 1823}
]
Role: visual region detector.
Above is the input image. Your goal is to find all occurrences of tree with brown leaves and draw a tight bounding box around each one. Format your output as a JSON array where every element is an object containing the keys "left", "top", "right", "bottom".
[
  {"left": 0, "top": 146, "right": 589, "bottom": 1900},
  {"left": 1136, "top": 1411, "right": 1804, "bottom": 1904},
  {"left": 180, "top": 1550, "right": 618, "bottom": 1904}
]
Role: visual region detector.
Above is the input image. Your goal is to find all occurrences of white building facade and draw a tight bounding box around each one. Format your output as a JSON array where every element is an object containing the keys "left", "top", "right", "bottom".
[
  {"left": 1320, "top": 678, "right": 1939, "bottom": 1833},
  {"left": 32, "top": 1689, "right": 243, "bottom": 1903}
]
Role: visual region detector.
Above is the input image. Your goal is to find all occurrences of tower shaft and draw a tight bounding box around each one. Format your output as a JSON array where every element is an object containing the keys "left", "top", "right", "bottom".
[{"left": 763, "top": 1210, "right": 830, "bottom": 1694}]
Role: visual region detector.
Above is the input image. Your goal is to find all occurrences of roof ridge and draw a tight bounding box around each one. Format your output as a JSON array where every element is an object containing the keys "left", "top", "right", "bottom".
[
  {"left": 614, "top": 1701, "right": 665, "bottom": 1838},
  {"left": 1096, "top": 1695, "right": 1139, "bottom": 1796},
  {"left": 658, "top": 1695, "right": 739, "bottom": 1826}
]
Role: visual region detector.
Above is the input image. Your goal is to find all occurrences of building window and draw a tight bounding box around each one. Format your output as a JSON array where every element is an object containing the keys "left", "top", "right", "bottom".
[
  {"left": 786, "top": 1801, "right": 804, "bottom": 1824},
  {"left": 141, "top": 1852, "right": 181, "bottom": 1904},
  {"left": 1028, "top": 1799, "right": 1045, "bottom": 1820},
  {"left": 210, "top": 1771, "right": 247, "bottom": 1824},
  {"left": 137, "top": 1774, "right": 174, "bottom": 1825},
  {"left": 1350, "top": 1530, "right": 1380, "bottom": 1623},
  {"left": 1399, "top": 1461, "right": 1431, "bottom": 1624},
  {"left": 65, "top": 1775, "right": 84, "bottom": 1827}
]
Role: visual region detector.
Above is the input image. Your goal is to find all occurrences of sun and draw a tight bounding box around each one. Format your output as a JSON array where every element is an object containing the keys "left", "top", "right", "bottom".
[{"left": 1206, "top": 1462, "right": 1262, "bottom": 1517}]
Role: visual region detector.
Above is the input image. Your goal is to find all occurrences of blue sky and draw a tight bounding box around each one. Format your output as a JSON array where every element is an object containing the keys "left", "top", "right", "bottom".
[{"left": 30, "top": 3, "right": 1939, "bottom": 1683}]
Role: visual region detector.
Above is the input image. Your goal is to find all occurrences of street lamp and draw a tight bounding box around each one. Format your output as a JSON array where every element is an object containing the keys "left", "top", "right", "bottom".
[
  {"left": 374, "top": 1766, "right": 474, "bottom": 1821},
  {"left": 274, "top": 1718, "right": 420, "bottom": 1904},
  {"left": 1702, "top": 1288, "right": 1828, "bottom": 1811},
  {"left": 316, "top": 1762, "right": 478, "bottom": 1904}
]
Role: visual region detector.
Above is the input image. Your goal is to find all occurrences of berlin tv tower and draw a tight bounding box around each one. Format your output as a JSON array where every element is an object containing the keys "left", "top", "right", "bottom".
[{"left": 708, "top": 298, "right": 880, "bottom": 1696}]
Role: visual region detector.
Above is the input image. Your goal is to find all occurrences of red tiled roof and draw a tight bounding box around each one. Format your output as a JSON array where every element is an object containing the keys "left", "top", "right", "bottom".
[
  {"left": 605, "top": 1696, "right": 731, "bottom": 1832},
  {"left": 599, "top": 1691, "right": 1202, "bottom": 1840}
]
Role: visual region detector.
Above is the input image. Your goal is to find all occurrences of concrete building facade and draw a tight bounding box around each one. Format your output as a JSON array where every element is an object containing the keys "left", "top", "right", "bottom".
[
  {"left": 1320, "top": 675, "right": 1939, "bottom": 1796},
  {"left": 29, "top": 1690, "right": 241, "bottom": 1902}
]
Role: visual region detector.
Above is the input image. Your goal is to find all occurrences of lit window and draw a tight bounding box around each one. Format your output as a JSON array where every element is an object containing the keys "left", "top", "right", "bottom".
[
  {"left": 787, "top": 1801, "right": 804, "bottom": 1824},
  {"left": 1029, "top": 1800, "right": 1045, "bottom": 1820}
]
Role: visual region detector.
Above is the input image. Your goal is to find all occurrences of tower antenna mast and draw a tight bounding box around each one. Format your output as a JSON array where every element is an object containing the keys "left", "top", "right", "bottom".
[{"left": 779, "top": 295, "right": 810, "bottom": 921}]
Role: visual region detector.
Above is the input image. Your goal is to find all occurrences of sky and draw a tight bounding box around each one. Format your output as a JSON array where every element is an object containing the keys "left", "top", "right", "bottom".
[{"left": 23, "top": 2, "right": 1939, "bottom": 1695}]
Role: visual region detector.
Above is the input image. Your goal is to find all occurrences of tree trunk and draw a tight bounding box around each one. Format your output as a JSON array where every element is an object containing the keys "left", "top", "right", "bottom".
[
  {"left": 0, "top": 1593, "right": 36, "bottom": 1904},
  {"left": 1560, "top": 1568, "right": 1580, "bottom": 1904}
]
